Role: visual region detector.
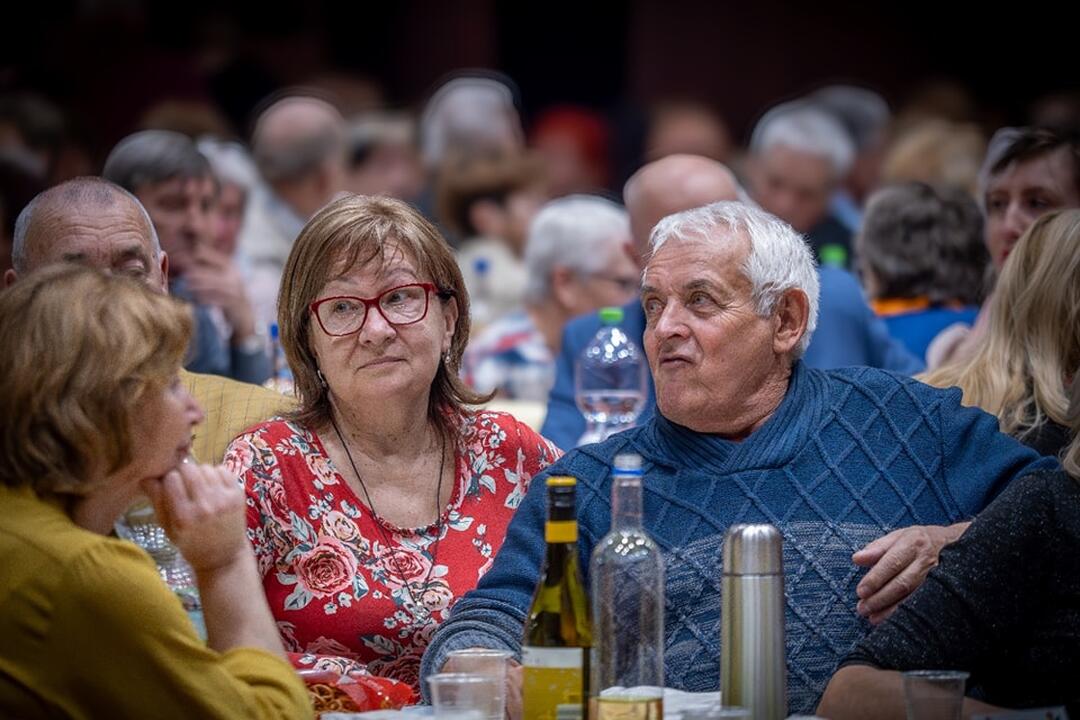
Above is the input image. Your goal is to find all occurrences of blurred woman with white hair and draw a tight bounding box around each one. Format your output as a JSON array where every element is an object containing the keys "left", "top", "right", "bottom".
[{"left": 462, "top": 194, "right": 640, "bottom": 402}]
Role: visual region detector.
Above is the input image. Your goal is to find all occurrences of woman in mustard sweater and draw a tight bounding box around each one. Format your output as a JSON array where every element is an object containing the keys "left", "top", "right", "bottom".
[{"left": 0, "top": 265, "right": 311, "bottom": 719}]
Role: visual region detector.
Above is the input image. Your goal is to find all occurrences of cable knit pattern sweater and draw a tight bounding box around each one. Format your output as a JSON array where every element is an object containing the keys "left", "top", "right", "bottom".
[{"left": 420, "top": 363, "right": 1056, "bottom": 713}]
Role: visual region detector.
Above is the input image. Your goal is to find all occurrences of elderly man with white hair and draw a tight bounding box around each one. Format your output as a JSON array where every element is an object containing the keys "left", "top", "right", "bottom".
[
  {"left": 420, "top": 202, "right": 1054, "bottom": 714},
  {"left": 748, "top": 101, "right": 858, "bottom": 269},
  {"left": 462, "top": 195, "right": 639, "bottom": 400}
]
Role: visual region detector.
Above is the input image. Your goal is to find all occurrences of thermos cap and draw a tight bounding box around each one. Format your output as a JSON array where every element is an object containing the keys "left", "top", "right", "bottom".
[{"left": 722, "top": 523, "right": 783, "bottom": 575}]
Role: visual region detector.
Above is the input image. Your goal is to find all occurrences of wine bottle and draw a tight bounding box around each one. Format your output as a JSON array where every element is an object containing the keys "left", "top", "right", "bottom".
[{"left": 523, "top": 476, "right": 593, "bottom": 720}]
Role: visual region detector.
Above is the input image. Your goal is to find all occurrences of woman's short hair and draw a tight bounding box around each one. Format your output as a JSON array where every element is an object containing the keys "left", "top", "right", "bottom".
[
  {"left": 0, "top": 264, "right": 192, "bottom": 495},
  {"left": 922, "top": 209, "right": 1080, "bottom": 445},
  {"left": 278, "top": 194, "right": 487, "bottom": 439},
  {"left": 857, "top": 182, "right": 989, "bottom": 305}
]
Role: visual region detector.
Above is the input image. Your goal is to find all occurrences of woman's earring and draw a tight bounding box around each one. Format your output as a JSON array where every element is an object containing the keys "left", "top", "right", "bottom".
[
  {"left": 443, "top": 351, "right": 451, "bottom": 365},
  {"left": 317, "top": 369, "right": 328, "bottom": 387}
]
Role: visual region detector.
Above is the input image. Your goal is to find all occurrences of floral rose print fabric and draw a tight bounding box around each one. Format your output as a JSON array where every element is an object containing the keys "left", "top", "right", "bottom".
[{"left": 225, "top": 410, "right": 560, "bottom": 691}]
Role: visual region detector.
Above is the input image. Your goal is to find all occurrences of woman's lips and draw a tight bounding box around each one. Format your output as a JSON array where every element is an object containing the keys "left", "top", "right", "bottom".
[{"left": 362, "top": 356, "right": 404, "bottom": 368}]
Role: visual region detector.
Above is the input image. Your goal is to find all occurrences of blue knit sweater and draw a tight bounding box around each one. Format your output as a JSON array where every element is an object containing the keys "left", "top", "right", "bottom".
[{"left": 420, "top": 363, "right": 1056, "bottom": 713}]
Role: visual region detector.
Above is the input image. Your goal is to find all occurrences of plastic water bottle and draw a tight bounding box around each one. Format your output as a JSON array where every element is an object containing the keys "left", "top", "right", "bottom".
[
  {"left": 266, "top": 322, "right": 294, "bottom": 396},
  {"left": 574, "top": 307, "right": 647, "bottom": 446},
  {"left": 470, "top": 257, "right": 494, "bottom": 330},
  {"left": 115, "top": 502, "right": 207, "bottom": 640}
]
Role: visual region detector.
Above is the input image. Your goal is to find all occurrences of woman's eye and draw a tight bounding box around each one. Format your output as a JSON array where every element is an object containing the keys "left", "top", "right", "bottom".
[{"left": 332, "top": 301, "right": 358, "bottom": 314}]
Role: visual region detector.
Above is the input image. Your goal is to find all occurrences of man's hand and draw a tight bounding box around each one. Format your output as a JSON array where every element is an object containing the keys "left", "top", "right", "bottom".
[
  {"left": 506, "top": 662, "right": 522, "bottom": 720},
  {"left": 852, "top": 522, "right": 969, "bottom": 624},
  {"left": 185, "top": 245, "right": 257, "bottom": 342}
]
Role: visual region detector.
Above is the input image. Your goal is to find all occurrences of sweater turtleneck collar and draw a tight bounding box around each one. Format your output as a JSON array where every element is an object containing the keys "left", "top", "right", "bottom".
[{"left": 640, "top": 361, "right": 824, "bottom": 475}]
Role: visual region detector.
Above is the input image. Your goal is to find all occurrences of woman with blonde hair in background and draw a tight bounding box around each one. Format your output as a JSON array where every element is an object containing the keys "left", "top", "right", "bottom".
[{"left": 921, "top": 209, "right": 1080, "bottom": 457}]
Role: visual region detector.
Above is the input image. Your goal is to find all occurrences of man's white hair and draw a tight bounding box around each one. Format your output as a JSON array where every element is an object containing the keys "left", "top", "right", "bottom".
[
  {"left": 649, "top": 201, "right": 820, "bottom": 356},
  {"left": 524, "top": 195, "right": 630, "bottom": 304},
  {"left": 750, "top": 101, "right": 856, "bottom": 179}
]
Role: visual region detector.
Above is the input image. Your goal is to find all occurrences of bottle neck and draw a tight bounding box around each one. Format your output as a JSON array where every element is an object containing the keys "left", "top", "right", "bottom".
[
  {"left": 544, "top": 494, "right": 578, "bottom": 580},
  {"left": 610, "top": 475, "right": 643, "bottom": 530}
]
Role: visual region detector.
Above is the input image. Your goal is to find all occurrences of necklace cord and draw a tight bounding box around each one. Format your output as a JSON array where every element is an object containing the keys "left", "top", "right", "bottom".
[{"left": 328, "top": 413, "right": 446, "bottom": 618}]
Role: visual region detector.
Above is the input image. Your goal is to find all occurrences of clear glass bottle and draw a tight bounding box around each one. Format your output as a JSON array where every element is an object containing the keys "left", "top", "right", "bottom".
[
  {"left": 590, "top": 454, "right": 664, "bottom": 720},
  {"left": 523, "top": 476, "right": 593, "bottom": 720}
]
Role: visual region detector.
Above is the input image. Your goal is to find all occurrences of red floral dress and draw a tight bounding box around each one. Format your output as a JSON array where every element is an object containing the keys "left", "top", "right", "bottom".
[{"left": 224, "top": 410, "right": 560, "bottom": 692}]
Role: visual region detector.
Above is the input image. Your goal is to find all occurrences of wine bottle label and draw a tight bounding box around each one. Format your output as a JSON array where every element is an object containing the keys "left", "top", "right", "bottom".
[
  {"left": 545, "top": 520, "right": 578, "bottom": 543},
  {"left": 523, "top": 647, "right": 585, "bottom": 720}
]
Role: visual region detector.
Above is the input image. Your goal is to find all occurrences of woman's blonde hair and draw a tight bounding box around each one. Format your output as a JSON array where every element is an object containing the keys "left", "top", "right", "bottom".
[
  {"left": 1065, "top": 375, "right": 1080, "bottom": 477},
  {"left": 0, "top": 264, "right": 192, "bottom": 495},
  {"left": 278, "top": 194, "right": 488, "bottom": 440},
  {"left": 922, "top": 209, "right": 1080, "bottom": 449}
]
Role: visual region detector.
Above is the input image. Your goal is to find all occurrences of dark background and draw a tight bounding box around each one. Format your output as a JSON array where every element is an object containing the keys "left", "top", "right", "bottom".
[{"left": 3, "top": 0, "right": 1076, "bottom": 165}]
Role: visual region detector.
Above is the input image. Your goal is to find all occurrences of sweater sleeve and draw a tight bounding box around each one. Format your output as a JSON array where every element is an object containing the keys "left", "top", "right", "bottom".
[
  {"left": 938, "top": 387, "right": 1059, "bottom": 516},
  {"left": 844, "top": 472, "right": 1057, "bottom": 673},
  {"left": 51, "top": 540, "right": 311, "bottom": 720},
  {"left": 418, "top": 460, "right": 550, "bottom": 698}
]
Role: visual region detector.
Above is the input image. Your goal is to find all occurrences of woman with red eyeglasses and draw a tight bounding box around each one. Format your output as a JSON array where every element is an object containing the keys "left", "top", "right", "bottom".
[{"left": 225, "top": 195, "right": 560, "bottom": 694}]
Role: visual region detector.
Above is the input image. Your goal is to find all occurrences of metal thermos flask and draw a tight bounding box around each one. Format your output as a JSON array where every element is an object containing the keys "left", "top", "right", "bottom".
[{"left": 720, "top": 523, "right": 787, "bottom": 720}]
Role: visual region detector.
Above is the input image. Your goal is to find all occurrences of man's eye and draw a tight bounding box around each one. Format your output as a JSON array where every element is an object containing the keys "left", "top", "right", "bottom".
[
  {"left": 688, "top": 292, "right": 714, "bottom": 307},
  {"left": 120, "top": 264, "right": 147, "bottom": 278}
]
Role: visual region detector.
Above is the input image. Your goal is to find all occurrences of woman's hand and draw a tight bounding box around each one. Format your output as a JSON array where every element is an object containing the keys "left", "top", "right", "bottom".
[{"left": 142, "top": 462, "right": 247, "bottom": 575}]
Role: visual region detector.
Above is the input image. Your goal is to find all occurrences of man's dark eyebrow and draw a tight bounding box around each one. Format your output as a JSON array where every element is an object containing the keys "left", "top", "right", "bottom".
[
  {"left": 61, "top": 252, "right": 87, "bottom": 262},
  {"left": 116, "top": 246, "right": 150, "bottom": 262}
]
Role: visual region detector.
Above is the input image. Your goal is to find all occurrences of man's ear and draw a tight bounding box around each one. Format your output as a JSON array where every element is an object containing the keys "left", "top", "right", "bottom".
[
  {"left": 772, "top": 287, "right": 810, "bottom": 356},
  {"left": 157, "top": 252, "right": 170, "bottom": 294},
  {"left": 3, "top": 268, "right": 17, "bottom": 288}
]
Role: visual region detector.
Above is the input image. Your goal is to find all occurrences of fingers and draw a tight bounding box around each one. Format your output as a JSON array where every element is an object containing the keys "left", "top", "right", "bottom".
[
  {"left": 158, "top": 463, "right": 241, "bottom": 532},
  {"left": 158, "top": 463, "right": 247, "bottom": 573},
  {"left": 857, "top": 556, "right": 932, "bottom": 620},
  {"left": 506, "top": 663, "right": 523, "bottom": 720},
  {"left": 856, "top": 537, "right": 916, "bottom": 603},
  {"left": 851, "top": 528, "right": 901, "bottom": 567}
]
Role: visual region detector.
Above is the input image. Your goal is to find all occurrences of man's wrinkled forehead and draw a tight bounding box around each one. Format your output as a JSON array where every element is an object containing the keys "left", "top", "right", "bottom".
[{"left": 28, "top": 197, "right": 156, "bottom": 264}]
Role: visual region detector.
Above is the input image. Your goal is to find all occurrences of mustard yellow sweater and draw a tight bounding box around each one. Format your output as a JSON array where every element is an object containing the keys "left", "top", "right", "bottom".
[{"left": 0, "top": 485, "right": 312, "bottom": 719}]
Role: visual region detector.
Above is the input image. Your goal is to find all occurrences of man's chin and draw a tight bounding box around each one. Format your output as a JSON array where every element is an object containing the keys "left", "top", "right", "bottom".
[{"left": 655, "top": 393, "right": 697, "bottom": 428}]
